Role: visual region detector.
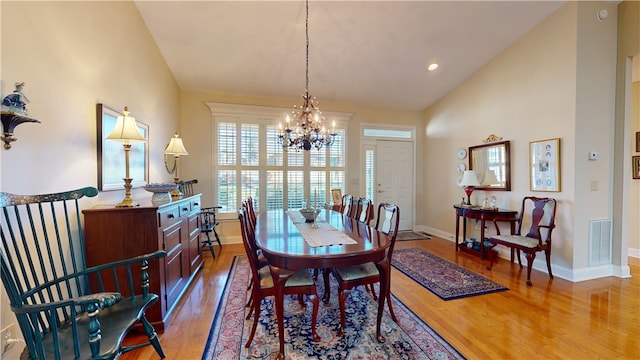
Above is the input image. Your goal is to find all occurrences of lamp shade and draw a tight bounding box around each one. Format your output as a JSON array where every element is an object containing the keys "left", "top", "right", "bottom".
[
  {"left": 164, "top": 133, "right": 189, "bottom": 155},
  {"left": 482, "top": 169, "right": 500, "bottom": 186},
  {"left": 459, "top": 170, "right": 480, "bottom": 187},
  {"left": 106, "top": 107, "right": 145, "bottom": 142}
]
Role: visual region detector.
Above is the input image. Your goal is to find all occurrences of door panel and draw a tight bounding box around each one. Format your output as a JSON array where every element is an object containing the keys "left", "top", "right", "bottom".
[{"left": 375, "top": 140, "right": 414, "bottom": 230}]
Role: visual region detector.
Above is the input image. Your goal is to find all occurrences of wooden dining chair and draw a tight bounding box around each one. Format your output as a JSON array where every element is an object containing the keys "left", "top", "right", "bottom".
[
  {"left": 356, "top": 197, "right": 373, "bottom": 225},
  {"left": 246, "top": 196, "right": 257, "bottom": 226},
  {"left": 341, "top": 194, "right": 356, "bottom": 218},
  {"left": 238, "top": 209, "right": 321, "bottom": 347},
  {"left": 241, "top": 198, "right": 268, "bottom": 306},
  {"left": 487, "top": 196, "right": 557, "bottom": 286},
  {"left": 329, "top": 203, "right": 400, "bottom": 336}
]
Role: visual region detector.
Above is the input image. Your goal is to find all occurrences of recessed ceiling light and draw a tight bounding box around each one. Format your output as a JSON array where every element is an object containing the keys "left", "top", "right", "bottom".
[{"left": 427, "top": 63, "right": 439, "bottom": 71}]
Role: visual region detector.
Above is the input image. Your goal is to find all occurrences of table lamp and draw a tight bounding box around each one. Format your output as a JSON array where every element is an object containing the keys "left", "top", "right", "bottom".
[
  {"left": 459, "top": 170, "right": 480, "bottom": 206},
  {"left": 164, "top": 132, "right": 189, "bottom": 199},
  {"left": 106, "top": 106, "right": 146, "bottom": 207}
]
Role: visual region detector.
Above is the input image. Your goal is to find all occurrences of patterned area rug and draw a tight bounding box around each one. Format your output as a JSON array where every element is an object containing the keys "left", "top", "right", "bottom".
[
  {"left": 392, "top": 248, "right": 508, "bottom": 300},
  {"left": 396, "top": 231, "right": 432, "bottom": 241},
  {"left": 202, "top": 255, "right": 465, "bottom": 360}
]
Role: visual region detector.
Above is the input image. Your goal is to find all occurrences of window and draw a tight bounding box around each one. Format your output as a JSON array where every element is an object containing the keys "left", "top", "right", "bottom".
[
  {"left": 209, "top": 103, "right": 351, "bottom": 214},
  {"left": 365, "top": 149, "right": 374, "bottom": 200}
]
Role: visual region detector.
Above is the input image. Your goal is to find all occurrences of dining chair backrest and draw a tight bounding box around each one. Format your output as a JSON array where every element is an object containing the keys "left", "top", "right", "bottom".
[
  {"left": 238, "top": 208, "right": 261, "bottom": 280},
  {"left": 375, "top": 203, "right": 400, "bottom": 260},
  {"left": 178, "top": 179, "right": 198, "bottom": 197},
  {"left": 246, "top": 196, "right": 257, "bottom": 226},
  {"left": 356, "top": 197, "right": 373, "bottom": 225},
  {"left": 342, "top": 194, "right": 355, "bottom": 218},
  {"left": 242, "top": 197, "right": 258, "bottom": 234}
]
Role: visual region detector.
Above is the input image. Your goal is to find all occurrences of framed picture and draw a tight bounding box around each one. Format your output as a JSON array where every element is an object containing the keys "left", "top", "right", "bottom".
[
  {"left": 331, "top": 189, "right": 343, "bottom": 204},
  {"left": 636, "top": 132, "right": 640, "bottom": 153},
  {"left": 96, "top": 103, "right": 149, "bottom": 191},
  {"left": 633, "top": 156, "right": 640, "bottom": 180},
  {"left": 530, "top": 138, "right": 561, "bottom": 192}
]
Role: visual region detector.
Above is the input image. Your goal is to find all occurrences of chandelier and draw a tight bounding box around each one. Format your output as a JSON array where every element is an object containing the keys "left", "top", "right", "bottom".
[{"left": 278, "top": 0, "right": 337, "bottom": 152}]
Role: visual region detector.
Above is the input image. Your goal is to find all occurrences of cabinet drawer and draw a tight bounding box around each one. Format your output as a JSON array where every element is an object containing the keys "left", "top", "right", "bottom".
[
  {"left": 178, "top": 202, "right": 192, "bottom": 218},
  {"left": 190, "top": 198, "right": 201, "bottom": 214},
  {"left": 158, "top": 206, "right": 180, "bottom": 228}
]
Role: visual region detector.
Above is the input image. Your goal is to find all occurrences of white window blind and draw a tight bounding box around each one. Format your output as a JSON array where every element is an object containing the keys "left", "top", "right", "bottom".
[{"left": 211, "top": 105, "right": 350, "bottom": 213}]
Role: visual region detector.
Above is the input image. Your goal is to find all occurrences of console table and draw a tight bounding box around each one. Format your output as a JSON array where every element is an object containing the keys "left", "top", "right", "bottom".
[
  {"left": 453, "top": 204, "right": 517, "bottom": 259},
  {"left": 83, "top": 194, "right": 202, "bottom": 332}
]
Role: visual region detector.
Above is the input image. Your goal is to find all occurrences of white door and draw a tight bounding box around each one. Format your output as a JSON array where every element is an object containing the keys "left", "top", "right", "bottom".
[{"left": 375, "top": 140, "right": 414, "bottom": 231}]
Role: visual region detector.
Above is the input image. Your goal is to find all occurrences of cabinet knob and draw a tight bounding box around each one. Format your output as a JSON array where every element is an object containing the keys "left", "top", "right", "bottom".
[
  {"left": 167, "top": 214, "right": 175, "bottom": 219},
  {"left": 182, "top": 207, "right": 189, "bottom": 212}
]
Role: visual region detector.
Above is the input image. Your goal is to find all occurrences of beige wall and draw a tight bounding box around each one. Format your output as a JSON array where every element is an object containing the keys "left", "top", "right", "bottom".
[
  {"left": 0, "top": 1, "right": 181, "bottom": 333},
  {"left": 422, "top": 2, "right": 622, "bottom": 281}
]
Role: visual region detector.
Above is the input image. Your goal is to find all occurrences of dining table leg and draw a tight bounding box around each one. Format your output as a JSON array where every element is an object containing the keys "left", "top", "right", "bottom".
[
  {"left": 269, "top": 265, "right": 294, "bottom": 360},
  {"left": 374, "top": 257, "right": 390, "bottom": 343}
]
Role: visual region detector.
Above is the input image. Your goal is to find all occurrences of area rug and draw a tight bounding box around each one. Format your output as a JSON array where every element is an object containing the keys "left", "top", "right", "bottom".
[
  {"left": 396, "top": 231, "right": 432, "bottom": 241},
  {"left": 392, "top": 248, "right": 508, "bottom": 300},
  {"left": 202, "top": 255, "right": 465, "bottom": 360}
]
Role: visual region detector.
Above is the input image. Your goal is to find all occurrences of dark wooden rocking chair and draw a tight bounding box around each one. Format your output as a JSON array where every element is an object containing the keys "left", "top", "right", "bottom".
[{"left": 0, "top": 187, "right": 166, "bottom": 359}]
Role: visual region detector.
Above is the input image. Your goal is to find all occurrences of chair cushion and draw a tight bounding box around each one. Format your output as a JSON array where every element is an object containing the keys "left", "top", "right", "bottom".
[
  {"left": 258, "top": 266, "right": 315, "bottom": 289},
  {"left": 490, "top": 235, "right": 539, "bottom": 248},
  {"left": 334, "top": 262, "right": 379, "bottom": 281}
]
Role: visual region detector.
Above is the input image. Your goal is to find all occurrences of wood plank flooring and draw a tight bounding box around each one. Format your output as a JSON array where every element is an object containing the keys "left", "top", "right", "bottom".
[{"left": 121, "top": 236, "right": 640, "bottom": 359}]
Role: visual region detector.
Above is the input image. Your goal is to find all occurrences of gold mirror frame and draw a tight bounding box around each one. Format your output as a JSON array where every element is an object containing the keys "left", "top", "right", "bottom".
[{"left": 468, "top": 140, "right": 511, "bottom": 191}]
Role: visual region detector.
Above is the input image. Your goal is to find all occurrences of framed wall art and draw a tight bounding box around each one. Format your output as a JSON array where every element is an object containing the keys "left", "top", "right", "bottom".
[
  {"left": 633, "top": 156, "right": 640, "bottom": 180},
  {"left": 96, "top": 103, "right": 149, "bottom": 191},
  {"left": 331, "top": 188, "right": 343, "bottom": 204},
  {"left": 636, "top": 132, "right": 640, "bottom": 153},
  {"left": 530, "top": 138, "right": 561, "bottom": 192}
]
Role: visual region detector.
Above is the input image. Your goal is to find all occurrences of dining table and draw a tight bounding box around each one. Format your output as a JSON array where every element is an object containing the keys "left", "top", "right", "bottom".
[{"left": 254, "top": 208, "right": 392, "bottom": 360}]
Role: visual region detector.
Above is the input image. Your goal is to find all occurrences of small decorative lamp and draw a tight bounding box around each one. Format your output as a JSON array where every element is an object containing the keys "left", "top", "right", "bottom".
[
  {"left": 164, "top": 133, "right": 189, "bottom": 199},
  {"left": 458, "top": 170, "right": 480, "bottom": 206},
  {"left": 106, "top": 106, "right": 146, "bottom": 207},
  {"left": 482, "top": 169, "right": 500, "bottom": 186}
]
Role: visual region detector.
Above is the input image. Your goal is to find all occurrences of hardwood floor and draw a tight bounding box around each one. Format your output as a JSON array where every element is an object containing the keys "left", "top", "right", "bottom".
[{"left": 122, "top": 237, "right": 639, "bottom": 359}]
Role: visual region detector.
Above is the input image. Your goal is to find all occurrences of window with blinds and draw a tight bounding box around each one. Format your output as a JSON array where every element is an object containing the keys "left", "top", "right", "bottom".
[{"left": 216, "top": 121, "right": 346, "bottom": 213}]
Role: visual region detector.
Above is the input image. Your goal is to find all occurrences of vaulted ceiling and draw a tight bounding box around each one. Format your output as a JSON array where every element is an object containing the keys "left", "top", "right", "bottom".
[{"left": 135, "top": 1, "right": 566, "bottom": 111}]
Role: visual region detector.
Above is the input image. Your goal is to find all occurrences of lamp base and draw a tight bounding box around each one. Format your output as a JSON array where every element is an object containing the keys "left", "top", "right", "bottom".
[
  {"left": 115, "top": 198, "right": 138, "bottom": 208},
  {"left": 464, "top": 186, "right": 474, "bottom": 206},
  {"left": 116, "top": 177, "right": 138, "bottom": 208}
]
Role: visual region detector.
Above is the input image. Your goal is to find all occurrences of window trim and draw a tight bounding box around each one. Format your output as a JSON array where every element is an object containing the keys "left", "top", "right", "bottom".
[{"left": 207, "top": 102, "right": 353, "bottom": 216}]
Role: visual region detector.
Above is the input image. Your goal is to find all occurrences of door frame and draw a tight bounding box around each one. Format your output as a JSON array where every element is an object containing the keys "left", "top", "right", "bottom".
[{"left": 360, "top": 124, "right": 416, "bottom": 230}]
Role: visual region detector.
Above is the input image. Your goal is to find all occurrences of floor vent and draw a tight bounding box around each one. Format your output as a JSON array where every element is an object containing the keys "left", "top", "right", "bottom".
[{"left": 589, "top": 219, "right": 612, "bottom": 266}]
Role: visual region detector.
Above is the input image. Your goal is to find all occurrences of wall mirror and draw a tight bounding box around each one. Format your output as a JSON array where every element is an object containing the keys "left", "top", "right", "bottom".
[{"left": 469, "top": 140, "right": 511, "bottom": 191}]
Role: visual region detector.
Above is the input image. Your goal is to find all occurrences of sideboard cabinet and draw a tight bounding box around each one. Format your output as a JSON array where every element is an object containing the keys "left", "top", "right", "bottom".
[{"left": 83, "top": 194, "right": 202, "bottom": 332}]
